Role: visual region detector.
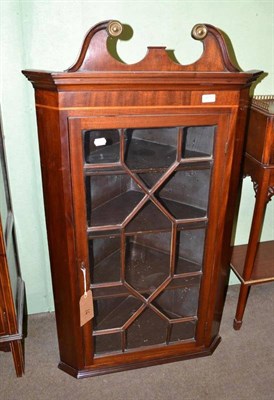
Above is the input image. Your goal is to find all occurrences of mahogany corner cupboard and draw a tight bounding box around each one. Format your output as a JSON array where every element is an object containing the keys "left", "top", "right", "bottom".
[{"left": 23, "top": 20, "right": 262, "bottom": 378}]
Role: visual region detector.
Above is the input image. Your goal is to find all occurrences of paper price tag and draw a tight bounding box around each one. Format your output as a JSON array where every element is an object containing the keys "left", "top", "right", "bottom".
[
  {"left": 79, "top": 290, "right": 94, "bottom": 327},
  {"left": 202, "top": 94, "right": 216, "bottom": 103}
]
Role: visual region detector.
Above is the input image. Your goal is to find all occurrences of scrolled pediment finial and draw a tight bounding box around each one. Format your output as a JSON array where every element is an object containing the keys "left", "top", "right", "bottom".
[
  {"left": 191, "top": 24, "right": 208, "bottom": 40},
  {"left": 107, "top": 20, "right": 123, "bottom": 37}
]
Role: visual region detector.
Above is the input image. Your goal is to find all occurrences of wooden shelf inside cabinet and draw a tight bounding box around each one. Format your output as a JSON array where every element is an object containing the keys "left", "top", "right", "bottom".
[
  {"left": 89, "top": 190, "right": 207, "bottom": 230},
  {"left": 231, "top": 95, "right": 274, "bottom": 331},
  {"left": 22, "top": 19, "right": 263, "bottom": 378},
  {"left": 91, "top": 240, "right": 202, "bottom": 287}
]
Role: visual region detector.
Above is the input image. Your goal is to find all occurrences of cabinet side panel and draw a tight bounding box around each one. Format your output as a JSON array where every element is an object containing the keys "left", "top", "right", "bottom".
[{"left": 35, "top": 101, "right": 84, "bottom": 368}]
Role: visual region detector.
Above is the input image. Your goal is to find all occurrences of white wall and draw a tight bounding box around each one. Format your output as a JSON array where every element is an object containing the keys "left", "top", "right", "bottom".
[{"left": 1, "top": 0, "right": 273, "bottom": 313}]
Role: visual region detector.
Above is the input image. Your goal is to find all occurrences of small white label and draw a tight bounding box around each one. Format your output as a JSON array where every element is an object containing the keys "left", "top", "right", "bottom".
[
  {"left": 94, "top": 137, "right": 107, "bottom": 147},
  {"left": 202, "top": 94, "right": 216, "bottom": 103}
]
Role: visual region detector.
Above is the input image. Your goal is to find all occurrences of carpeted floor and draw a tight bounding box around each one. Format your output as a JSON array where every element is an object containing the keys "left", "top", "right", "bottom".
[{"left": 0, "top": 283, "right": 274, "bottom": 400}]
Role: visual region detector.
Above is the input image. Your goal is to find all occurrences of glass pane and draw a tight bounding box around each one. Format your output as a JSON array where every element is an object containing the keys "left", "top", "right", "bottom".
[
  {"left": 182, "top": 126, "right": 215, "bottom": 159},
  {"left": 125, "top": 232, "right": 171, "bottom": 297},
  {"left": 156, "top": 168, "right": 211, "bottom": 219},
  {"left": 152, "top": 276, "right": 201, "bottom": 319},
  {"left": 175, "top": 228, "right": 205, "bottom": 274},
  {"left": 93, "top": 293, "right": 143, "bottom": 330},
  {"left": 82, "top": 123, "right": 216, "bottom": 355},
  {"left": 94, "top": 333, "right": 122, "bottom": 355},
  {"left": 89, "top": 236, "right": 121, "bottom": 284},
  {"left": 126, "top": 308, "right": 168, "bottom": 349},
  {"left": 84, "top": 129, "right": 120, "bottom": 164},
  {"left": 169, "top": 321, "right": 196, "bottom": 342},
  {"left": 86, "top": 174, "right": 144, "bottom": 227},
  {"left": 124, "top": 128, "right": 178, "bottom": 170}
]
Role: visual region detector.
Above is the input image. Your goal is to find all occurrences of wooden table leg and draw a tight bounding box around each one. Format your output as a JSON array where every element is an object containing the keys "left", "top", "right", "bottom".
[
  {"left": 233, "top": 172, "right": 270, "bottom": 330},
  {"left": 10, "top": 340, "right": 24, "bottom": 377},
  {"left": 233, "top": 285, "right": 250, "bottom": 330}
]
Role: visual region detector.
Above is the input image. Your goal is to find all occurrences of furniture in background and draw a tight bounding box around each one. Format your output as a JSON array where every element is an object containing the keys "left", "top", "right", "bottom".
[
  {"left": 231, "top": 95, "right": 274, "bottom": 330},
  {"left": 0, "top": 112, "right": 25, "bottom": 377},
  {"left": 23, "top": 20, "right": 262, "bottom": 378}
]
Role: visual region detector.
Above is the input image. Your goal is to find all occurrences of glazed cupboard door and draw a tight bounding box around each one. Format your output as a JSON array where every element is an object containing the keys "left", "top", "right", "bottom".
[{"left": 69, "top": 112, "right": 232, "bottom": 366}]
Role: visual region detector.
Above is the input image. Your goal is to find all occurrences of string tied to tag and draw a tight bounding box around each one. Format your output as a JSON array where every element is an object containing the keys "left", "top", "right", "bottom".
[{"left": 81, "top": 263, "right": 87, "bottom": 298}]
